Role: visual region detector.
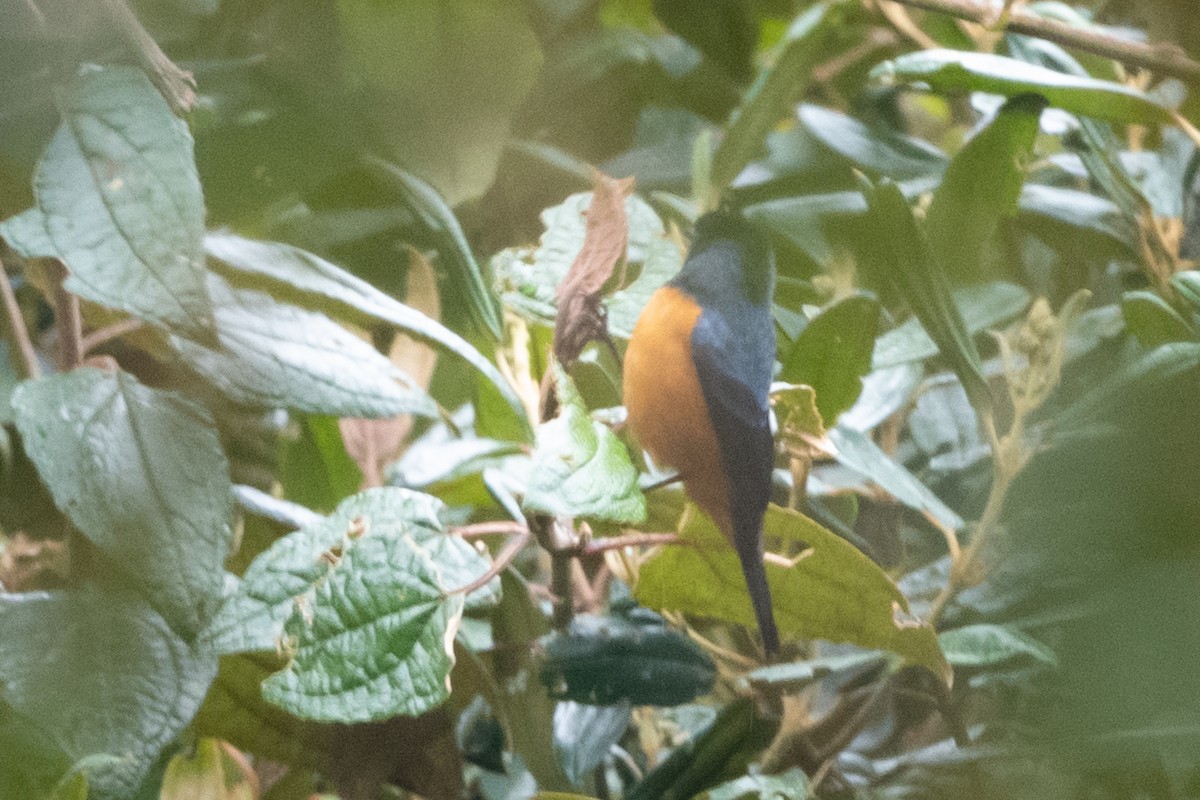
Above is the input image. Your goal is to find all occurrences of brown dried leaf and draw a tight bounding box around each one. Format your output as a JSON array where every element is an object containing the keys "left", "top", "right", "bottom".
[
  {"left": 339, "top": 247, "right": 440, "bottom": 487},
  {"left": 552, "top": 171, "right": 635, "bottom": 368},
  {"left": 0, "top": 531, "right": 70, "bottom": 592}
]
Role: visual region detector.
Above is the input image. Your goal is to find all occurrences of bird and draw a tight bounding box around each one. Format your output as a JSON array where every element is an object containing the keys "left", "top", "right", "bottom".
[{"left": 623, "top": 209, "right": 780, "bottom": 654}]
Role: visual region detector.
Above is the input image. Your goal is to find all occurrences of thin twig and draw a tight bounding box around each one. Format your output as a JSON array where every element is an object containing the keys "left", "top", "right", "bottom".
[
  {"left": 452, "top": 521, "right": 530, "bottom": 539},
  {"left": 578, "top": 532, "right": 681, "bottom": 557},
  {"left": 51, "top": 264, "right": 83, "bottom": 370},
  {"left": 0, "top": 256, "right": 41, "bottom": 380},
  {"left": 886, "top": 0, "right": 1200, "bottom": 84},
  {"left": 98, "top": 0, "right": 197, "bottom": 114},
  {"left": 448, "top": 530, "right": 532, "bottom": 596},
  {"left": 80, "top": 318, "right": 144, "bottom": 355}
]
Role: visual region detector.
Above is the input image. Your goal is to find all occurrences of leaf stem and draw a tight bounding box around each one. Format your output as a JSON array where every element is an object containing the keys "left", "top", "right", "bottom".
[
  {"left": 51, "top": 263, "right": 83, "bottom": 370},
  {"left": 98, "top": 0, "right": 197, "bottom": 114},
  {"left": 0, "top": 255, "right": 41, "bottom": 380},
  {"left": 578, "top": 532, "right": 680, "bottom": 556},
  {"left": 448, "top": 530, "right": 532, "bottom": 596},
  {"left": 453, "top": 520, "right": 529, "bottom": 538},
  {"left": 80, "top": 318, "right": 144, "bottom": 356},
  {"left": 882, "top": 0, "right": 1200, "bottom": 85}
]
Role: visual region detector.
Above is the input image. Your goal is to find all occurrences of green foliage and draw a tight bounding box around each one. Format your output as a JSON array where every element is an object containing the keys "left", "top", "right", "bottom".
[
  {"left": 0, "top": 66, "right": 212, "bottom": 338},
  {"left": 873, "top": 49, "right": 1174, "bottom": 124},
  {"left": 525, "top": 365, "right": 645, "bottom": 523},
  {"left": 635, "top": 505, "right": 949, "bottom": 681},
  {"left": 12, "top": 368, "right": 231, "bottom": 639},
  {"left": 1, "top": 0, "right": 1198, "bottom": 797},
  {"left": 540, "top": 609, "right": 715, "bottom": 706}
]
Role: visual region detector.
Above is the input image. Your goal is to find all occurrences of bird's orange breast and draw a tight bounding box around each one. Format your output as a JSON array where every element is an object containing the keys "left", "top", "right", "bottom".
[{"left": 624, "top": 286, "right": 733, "bottom": 536}]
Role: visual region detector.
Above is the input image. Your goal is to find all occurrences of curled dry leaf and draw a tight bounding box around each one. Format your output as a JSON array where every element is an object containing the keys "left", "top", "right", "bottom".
[
  {"left": 552, "top": 171, "right": 636, "bottom": 369},
  {"left": 339, "top": 247, "right": 440, "bottom": 488}
]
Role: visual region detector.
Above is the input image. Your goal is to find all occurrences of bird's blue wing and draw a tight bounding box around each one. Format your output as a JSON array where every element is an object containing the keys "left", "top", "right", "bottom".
[{"left": 690, "top": 306, "right": 779, "bottom": 651}]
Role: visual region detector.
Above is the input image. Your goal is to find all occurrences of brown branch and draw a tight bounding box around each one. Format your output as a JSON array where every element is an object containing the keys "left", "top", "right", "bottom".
[
  {"left": 578, "top": 532, "right": 681, "bottom": 557},
  {"left": 98, "top": 0, "right": 197, "bottom": 114},
  {"left": 447, "top": 530, "right": 532, "bottom": 597},
  {"left": 452, "top": 521, "right": 529, "bottom": 539},
  {"left": 0, "top": 256, "right": 41, "bottom": 380},
  {"left": 884, "top": 0, "right": 1200, "bottom": 85},
  {"left": 50, "top": 263, "right": 83, "bottom": 370},
  {"left": 80, "top": 318, "right": 144, "bottom": 356}
]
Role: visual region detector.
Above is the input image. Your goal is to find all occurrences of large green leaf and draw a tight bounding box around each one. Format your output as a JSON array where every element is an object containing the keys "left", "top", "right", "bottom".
[
  {"left": 192, "top": 653, "right": 330, "bottom": 770},
  {"left": 926, "top": 94, "right": 1046, "bottom": 282},
  {"left": 872, "top": 281, "right": 1031, "bottom": 369},
  {"left": 206, "top": 487, "right": 498, "bottom": 657},
  {"left": 539, "top": 610, "right": 715, "bottom": 706},
  {"left": 553, "top": 702, "right": 631, "bottom": 785},
  {"left": 710, "top": 3, "right": 838, "bottom": 191},
  {"left": 171, "top": 273, "right": 438, "bottom": 419},
  {"left": 493, "top": 191, "right": 682, "bottom": 339},
  {"left": 628, "top": 697, "right": 779, "bottom": 800},
  {"left": 702, "top": 768, "right": 808, "bottom": 799},
  {"left": 210, "top": 488, "right": 495, "bottom": 719},
  {"left": 827, "top": 425, "right": 964, "bottom": 532},
  {"left": 12, "top": 368, "right": 231, "bottom": 639},
  {"left": 797, "top": 104, "right": 948, "bottom": 180},
  {"left": 779, "top": 293, "right": 881, "bottom": 424},
  {"left": 362, "top": 158, "right": 503, "bottom": 340},
  {"left": 872, "top": 49, "right": 1174, "bottom": 125},
  {"left": 859, "top": 178, "right": 992, "bottom": 418},
  {"left": 1121, "top": 290, "right": 1195, "bottom": 347},
  {"left": 0, "top": 587, "right": 217, "bottom": 800},
  {"left": 939, "top": 624, "right": 1057, "bottom": 669},
  {"left": 634, "top": 505, "right": 949, "bottom": 681},
  {"left": 524, "top": 365, "right": 645, "bottom": 523},
  {"left": 262, "top": 532, "right": 464, "bottom": 722},
  {"left": 204, "top": 232, "right": 530, "bottom": 437},
  {"left": 0, "top": 66, "right": 212, "bottom": 337}
]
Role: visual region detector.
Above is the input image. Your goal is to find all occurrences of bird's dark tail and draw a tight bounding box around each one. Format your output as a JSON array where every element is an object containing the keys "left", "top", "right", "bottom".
[{"left": 734, "top": 524, "right": 780, "bottom": 655}]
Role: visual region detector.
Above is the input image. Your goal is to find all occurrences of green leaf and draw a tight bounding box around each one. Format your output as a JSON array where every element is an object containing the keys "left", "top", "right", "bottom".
[
  {"left": 1121, "top": 290, "right": 1196, "bottom": 347},
  {"left": 0, "top": 65, "right": 212, "bottom": 337},
  {"left": 12, "top": 367, "right": 231, "bottom": 639},
  {"left": 192, "top": 653, "right": 330, "bottom": 770},
  {"left": 1171, "top": 270, "right": 1200, "bottom": 314},
  {"left": 523, "top": 364, "right": 646, "bottom": 523},
  {"left": 262, "top": 532, "right": 463, "bottom": 722},
  {"left": 828, "top": 424, "right": 963, "bottom": 531},
  {"left": 872, "top": 281, "right": 1031, "bottom": 369},
  {"left": 278, "top": 414, "right": 363, "bottom": 513},
  {"left": 859, "top": 178, "right": 993, "bottom": 419},
  {"left": 206, "top": 487, "right": 498, "bottom": 657},
  {"left": 872, "top": 49, "right": 1174, "bottom": 125},
  {"left": 0, "top": 587, "right": 217, "bottom": 800},
  {"left": 160, "top": 738, "right": 226, "bottom": 800},
  {"left": 171, "top": 273, "right": 438, "bottom": 419},
  {"left": 628, "top": 697, "right": 779, "bottom": 800},
  {"left": 47, "top": 771, "right": 89, "bottom": 800},
  {"left": 363, "top": 156, "right": 503, "bottom": 340},
  {"left": 205, "top": 232, "right": 531, "bottom": 438},
  {"left": 711, "top": 3, "right": 837, "bottom": 191},
  {"left": 702, "top": 768, "right": 808, "bottom": 799},
  {"left": 939, "top": 624, "right": 1057, "bottom": 669},
  {"left": 539, "top": 611, "right": 715, "bottom": 706},
  {"left": 926, "top": 94, "right": 1046, "bottom": 282},
  {"left": 779, "top": 294, "right": 881, "bottom": 424},
  {"left": 747, "top": 651, "right": 887, "bottom": 692},
  {"left": 0, "top": 341, "right": 18, "bottom": 425},
  {"left": 798, "top": 104, "right": 948, "bottom": 180},
  {"left": 634, "top": 504, "right": 949, "bottom": 681},
  {"left": 1016, "top": 184, "right": 1139, "bottom": 257},
  {"left": 493, "top": 190, "right": 682, "bottom": 340},
  {"left": 553, "top": 702, "right": 631, "bottom": 785}
]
